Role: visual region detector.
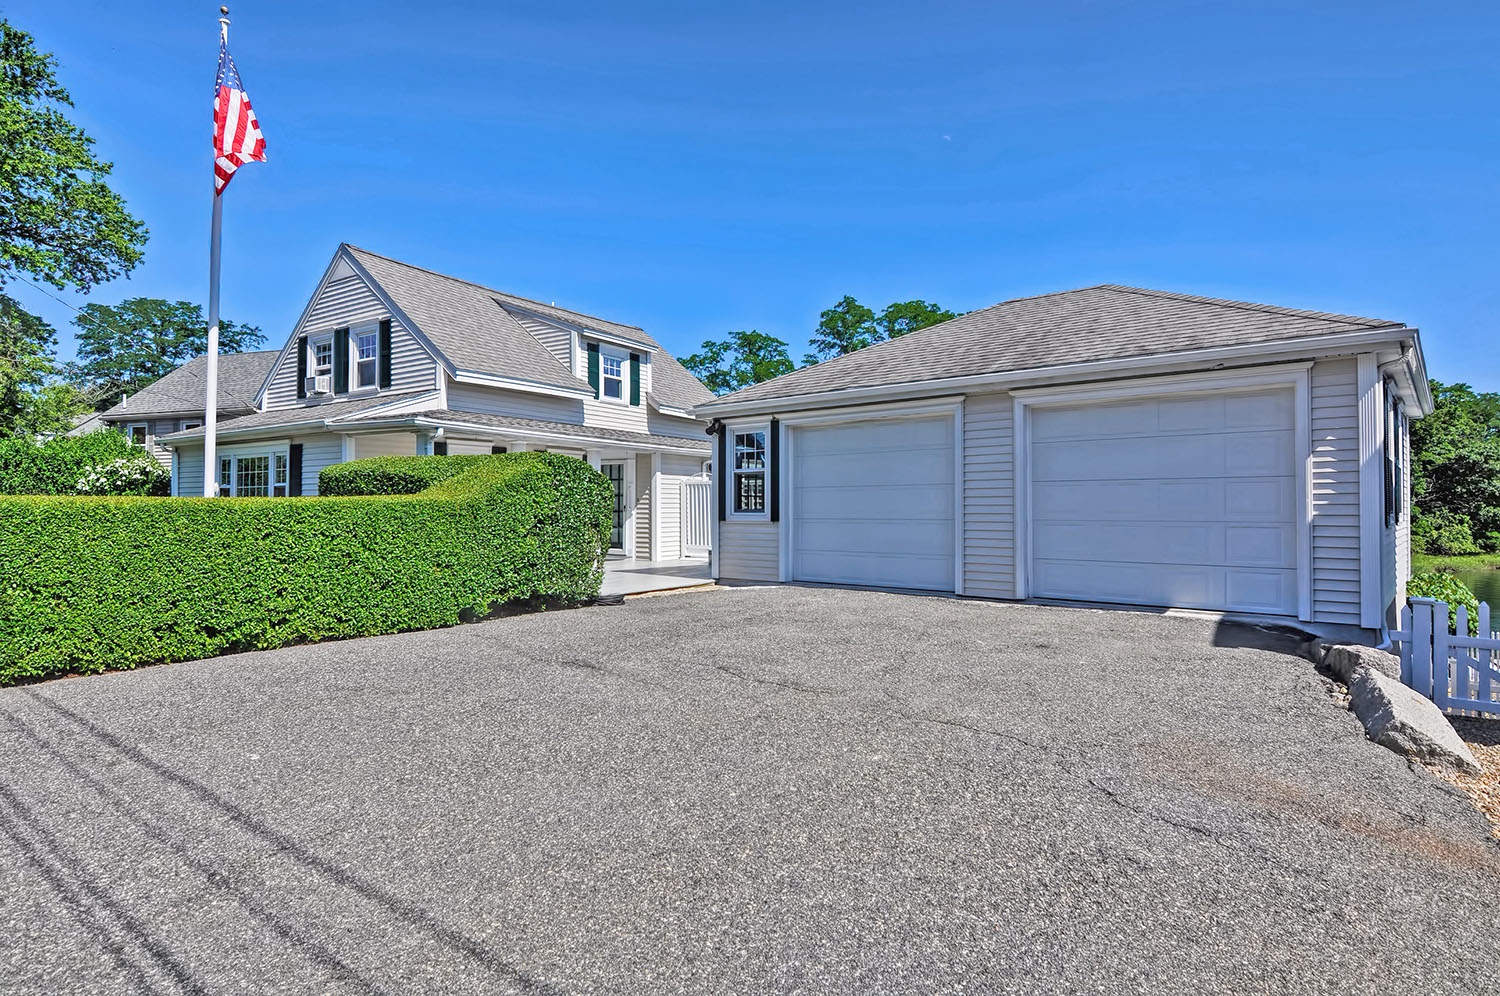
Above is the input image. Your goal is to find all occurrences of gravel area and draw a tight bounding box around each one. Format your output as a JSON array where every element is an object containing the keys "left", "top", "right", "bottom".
[
  {"left": 3, "top": 585, "right": 1499, "bottom": 994},
  {"left": 1435, "top": 718, "right": 1500, "bottom": 838}
]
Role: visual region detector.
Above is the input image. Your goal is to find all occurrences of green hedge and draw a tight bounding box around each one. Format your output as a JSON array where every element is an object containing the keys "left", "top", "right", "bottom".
[
  {"left": 0, "top": 453, "right": 612, "bottom": 684},
  {"left": 0, "top": 430, "right": 162, "bottom": 495},
  {"left": 319, "top": 454, "right": 493, "bottom": 496},
  {"left": 1407, "top": 570, "right": 1481, "bottom": 635}
]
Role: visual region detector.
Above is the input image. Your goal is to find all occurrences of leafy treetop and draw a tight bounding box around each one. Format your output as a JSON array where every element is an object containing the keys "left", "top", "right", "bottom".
[
  {"left": 682, "top": 330, "right": 795, "bottom": 396},
  {"left": 0, "top": 20, "right": 147, "bottom": 292}
]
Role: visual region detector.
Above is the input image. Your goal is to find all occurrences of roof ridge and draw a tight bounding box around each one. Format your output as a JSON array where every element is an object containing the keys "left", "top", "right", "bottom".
[
  {"left": 344, "top": 244, "right": 649, "bottom": 335},
  {"left": 1092, "top": 284, "right": 1403, "bottom": 329}
]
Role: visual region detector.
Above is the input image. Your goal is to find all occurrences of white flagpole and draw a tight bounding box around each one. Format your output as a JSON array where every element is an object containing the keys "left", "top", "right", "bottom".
[{"left": 204, "top": 9, "right": 229, "bottom": 497}]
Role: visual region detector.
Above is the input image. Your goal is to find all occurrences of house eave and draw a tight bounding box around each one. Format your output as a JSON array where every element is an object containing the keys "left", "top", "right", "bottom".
[{"left": 694, "top": 325, "right": 1425, "bottom": 419}]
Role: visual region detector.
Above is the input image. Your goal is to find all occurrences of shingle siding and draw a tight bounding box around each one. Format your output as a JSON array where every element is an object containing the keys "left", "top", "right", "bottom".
[
  {"left": 961, "top": 393, "right": 1016, "bottom": 599},
  {"left": 264, "top": 272, "right": 437, "bottom": 410},
  {"left": 1310, "top": 358, "right": 1363, "bottom": 625}
]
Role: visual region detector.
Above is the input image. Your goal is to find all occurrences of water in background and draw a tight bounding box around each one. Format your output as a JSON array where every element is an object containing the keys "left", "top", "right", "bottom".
[{"left": 1453, "top": 569, "right": 1500, "bottom": 612}]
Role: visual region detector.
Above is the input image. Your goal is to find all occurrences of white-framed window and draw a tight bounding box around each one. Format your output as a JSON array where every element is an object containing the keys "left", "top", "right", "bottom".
[
  {"left": 311, "top": 336, "right": 333, "bottom": 377},
  {"left": 125, "top": 423, "right": 148, "bottom": 446},
  {"left": 180, "top": 419, "right": 202, "bottom": 431},
  {"left": 730, "top": 425, "right": 769, "bottom": 518},
  {"left": 353, "top": 325, "right": 379, "bottom": 389},
  {"left": 218, "top": 447, "right": 290, "bottom": 498},
  {"left": 601, "top": 353, "right": 625, "bottom": 401}
]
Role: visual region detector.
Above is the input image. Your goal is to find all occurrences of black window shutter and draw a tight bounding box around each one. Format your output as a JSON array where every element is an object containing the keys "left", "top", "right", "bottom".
[
  {"left": 433, "top": 441, "right": 448, "bottom": 456},
  {"left": 717, "top": 428, "right": 727, "bottom": 521},
  {"left": 378, "top": 319, "right": 393, "bottom": 389},
  {"left": 295, "top": 336, "right": 308, "bottom": 399},
  {"left": 629, "top": 353, "right": 641, "bottom": 406},
  {"left": 289, "top": 443, "right": 303, "bottom": 496},
  {"left": 333, "top": 327, "right": 350, "bottom": 394},
  {"left": 587, "top": 343, "right": 600, "bottom": 399},
  {"left": 769, "top": 418, "right": 780, "bottom": 522}
]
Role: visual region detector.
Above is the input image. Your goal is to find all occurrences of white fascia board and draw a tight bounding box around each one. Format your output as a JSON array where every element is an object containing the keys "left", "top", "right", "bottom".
[
  {"left": 646, "top": 396, "right": 700, "bottom": 419},
  {"left": 695, "top": 326, "right": 1420, "bottom": 419},
  {"left": 450, "top": 369, "right": 594, "bottom": 399},
  {"left": 351, "top": 415, "right": 712, "bottom": 456}
]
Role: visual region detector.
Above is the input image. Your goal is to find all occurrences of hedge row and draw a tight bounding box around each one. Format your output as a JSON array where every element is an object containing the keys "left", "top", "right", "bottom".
[
  {"left": 319, "top": 454, "right": 492, "bottom": 496},
  {"left": 0, "top": 453, "right": 613, "bottom": 684},
  {"left": 0, "top": 430, "right": 162, "bottom": 495}
]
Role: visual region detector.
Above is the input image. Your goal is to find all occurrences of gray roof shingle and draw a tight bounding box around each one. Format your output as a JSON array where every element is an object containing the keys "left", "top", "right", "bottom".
[
  {"left": 157, "top": 393, "right": 427, "bottom": 441},
  {"left": 699, "top": 284, "right": 1407, "bottom": 411},
  {"left": 345, "top": 246, "right": 714, "bottom": 412},
  {"left": 104, "top": 350, "right": 279, "bottom": 419}
]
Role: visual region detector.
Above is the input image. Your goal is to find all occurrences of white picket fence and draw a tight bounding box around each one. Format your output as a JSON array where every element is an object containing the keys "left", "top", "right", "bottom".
[
  {"left": 1390, "top": 597, "right": 1500, "bottom": 716},
  {"left": 680, "top": 477, "right": 711, "bottom": 558}
]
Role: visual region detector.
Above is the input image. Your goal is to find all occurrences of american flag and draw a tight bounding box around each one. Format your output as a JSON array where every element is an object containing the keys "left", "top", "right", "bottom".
[{"left": 213, "top": 34, "right": 266, "bottom": 194}]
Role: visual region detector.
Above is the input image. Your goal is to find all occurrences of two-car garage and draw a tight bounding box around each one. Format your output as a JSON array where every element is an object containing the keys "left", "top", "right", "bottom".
[{"left": 762, "top": 383, "right": 1302, "bottom": 616}]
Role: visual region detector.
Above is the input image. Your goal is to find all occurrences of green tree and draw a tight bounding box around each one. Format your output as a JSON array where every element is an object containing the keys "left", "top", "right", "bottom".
[
  {"left": 1, "top": 20, "right": 147, "bottom": 292},
  {"left": 877, "top": 299, "right": 957, "bottom": 340},
  {"left": 683, "top": 329, "right": 795, "bottom": 395},
  {"left": 804, "top": 296, "right": 879, "bottom": 365},
  {"left": 1410, "top": 380, "right": 1500, "bottom": 554},
  {"left": 67, "top": 298, "right": 264, "bottom": 408},
  {"left": 0, "top": 293, "right": 83, "bottom": 436}
]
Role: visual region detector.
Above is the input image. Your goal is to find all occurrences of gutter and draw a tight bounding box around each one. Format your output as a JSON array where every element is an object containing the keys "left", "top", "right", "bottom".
[{"left": 695, "top": 325, "right": 1424, "bottom": 419}]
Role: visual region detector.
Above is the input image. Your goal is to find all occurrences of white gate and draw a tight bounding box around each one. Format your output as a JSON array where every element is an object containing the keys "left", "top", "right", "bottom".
[
  {"left": 1390, "top": 596, "right": 1500, "bottom": 716},
  {"left": 680, "top": 476, "right": 711, "bottom": 558}
]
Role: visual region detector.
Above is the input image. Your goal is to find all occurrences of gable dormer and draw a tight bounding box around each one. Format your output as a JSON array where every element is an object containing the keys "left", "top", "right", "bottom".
[{"left": 259, "top": 251, "right": 439, "bottom": 411}]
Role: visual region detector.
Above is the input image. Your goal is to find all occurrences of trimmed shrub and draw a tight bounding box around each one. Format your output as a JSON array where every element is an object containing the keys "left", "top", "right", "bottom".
[
  {"left": 319, "top": 454, "right": 493, "bottom": 496},
  {"left": 0, "top": 453, "right": 612, "bottom": 684},
  {"left": 0, "top": 430, "right": 151, "bottom": 495},
  {"left": 1407, "top": 570, "right": 1481, "bottom": 635}
]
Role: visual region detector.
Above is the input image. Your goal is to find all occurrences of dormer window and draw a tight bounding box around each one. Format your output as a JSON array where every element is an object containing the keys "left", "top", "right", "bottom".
[
  {"left": 601, "top": 354, "right": 624, "bottom": 400},
  {"left": 311, "top": 337, "right": 333, "bottom": 378},
  {"left": 354, "top": 327, "right": 379, "bottom": 389}
]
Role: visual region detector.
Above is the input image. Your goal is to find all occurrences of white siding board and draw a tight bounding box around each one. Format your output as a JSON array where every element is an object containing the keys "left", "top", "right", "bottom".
[
  {"left": 353, "top": 433, "right": 418, "bottom": 459},
  {"left": 298, "top": 434, "right": 345, "bottom": 495},
  {"left": 583, "top": 397, "right": 650, "bottom": 433},
  {"left": 445, "top": 381, "right": 586, "bottom": 421},
  {"left": 175, "top": 443, "right": 204, "bottom": 498},
  {"left": 1310, "top": 358, "right": 1362, "bottom": 625},
  {"left": 634, "top": 454, "right": 653, "bottom": 558},
  {"left": 265, "top": 273, "right": 438, "bottom": 410},
  {"left": 962, "top": 392, "right": 1016, "bottom": 599},
  {"left": 648, "top": 410, "right": 709, "bottom": 440},
  {"left": 510, "top": 313, "right": 574, "bottom": 370},
  {"left": 719, "top": 522, "right": 778, "bottom": 580}
]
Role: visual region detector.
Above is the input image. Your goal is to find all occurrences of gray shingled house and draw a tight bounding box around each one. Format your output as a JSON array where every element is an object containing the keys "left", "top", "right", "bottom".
[
  {"left": 696, "top": 285, "right": 1432, "bottom": 638},
  {"left": 99, "top": 350, "right": 279, "bottom": 466},
  {"left": 157, "top": 245, "right": 715, "bottom": 561}
]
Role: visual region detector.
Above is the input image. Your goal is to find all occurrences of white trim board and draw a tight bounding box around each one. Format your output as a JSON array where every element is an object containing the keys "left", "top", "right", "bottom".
[
  {"left": 1357, "top": 353, "right": 1385, "bottom": 631},
  {"left": 1012, "top": 365, "right": 1314, "bottom": 621}
]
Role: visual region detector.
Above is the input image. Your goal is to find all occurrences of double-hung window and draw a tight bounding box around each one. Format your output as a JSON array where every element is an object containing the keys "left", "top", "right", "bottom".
[
  {"left": 125, "top": 423, "right": 148, "bottom": 446},
  {"left": 311, "top": 337, "right": 333, "bottom": 378},
  {"left": 601, "top": 353, "right": 624, "bottom": 400},
  {"left": 354, "top": 328, "right": 379, "bottom": 389},
  {"left": 731, "top": 427, "right": 768, "bottom": 516}
]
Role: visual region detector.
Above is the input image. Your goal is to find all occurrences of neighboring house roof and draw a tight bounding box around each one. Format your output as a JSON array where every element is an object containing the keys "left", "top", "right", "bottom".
[
  {"left": 698, "top": 284, "right": 1413, "bottom": 412},
  {"left": 64, "top": 410, "right": 105, "bottom": 437},
  {"left": 342, "top": 246, "right": 715, "bottom": 412},
  {"left": 103, "top": 350, "right": 279, "bottom": 420}
]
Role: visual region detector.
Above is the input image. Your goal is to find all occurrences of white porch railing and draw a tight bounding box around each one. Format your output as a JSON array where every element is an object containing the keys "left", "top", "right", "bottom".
[
  {"left": 1390, "top": 596, "right": 1500, "bottom": 717},
  {"left": 680, "top": 477, "right": 711, "bottom": 557}
]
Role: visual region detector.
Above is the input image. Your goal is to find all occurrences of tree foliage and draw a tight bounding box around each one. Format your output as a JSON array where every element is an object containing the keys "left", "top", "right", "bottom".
[
  {"left": 0, "top": 293, "right": 85, "bottom": 436},
  {"left": 683, "top": 329, "right": 795, "bottom": 395},
  {"left": 1411, "top": 380, "right": 1500, "bottom": 555},
  {"left": 803, "top": 295, "right": 958, "bottom": 365},
  {"left": 67, "top": 297, "right": 264, "bottom": 409},
  {"left": 0, "top": 20, "right": 147, "bottom": 292}
]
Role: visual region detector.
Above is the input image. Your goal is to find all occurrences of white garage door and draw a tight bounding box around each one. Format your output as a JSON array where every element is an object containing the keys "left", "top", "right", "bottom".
[
  {"left": 1029, "top": 390, "right": 1298, "bottom": 614},
  {"left": 792, "top": 416, "right": 955, "bottom": 591}
]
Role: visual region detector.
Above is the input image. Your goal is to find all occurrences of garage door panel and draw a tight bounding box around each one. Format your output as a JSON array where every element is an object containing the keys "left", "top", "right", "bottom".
[
  {"left": 791, "top": 417, "right": 955, "bottom": 592},
  {"left": 1033, "top": 477, "right": 1295, "bottom": 523},
  {"left": 797, "top": 484, "right": 954, "bottom": 521},
  {"left": 1029, "top": 389, "right": 1298, "bottom": 615}
]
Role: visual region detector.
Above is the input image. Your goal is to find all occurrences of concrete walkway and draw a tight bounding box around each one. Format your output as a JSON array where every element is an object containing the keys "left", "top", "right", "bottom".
[{"left": 600, "top": 557, "right": 712, "bottom": 597}]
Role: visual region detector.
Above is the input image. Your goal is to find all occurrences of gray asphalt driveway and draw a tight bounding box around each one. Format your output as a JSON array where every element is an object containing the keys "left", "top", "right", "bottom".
[{"left": 2, "top": 586, "right": 1497, "bottom": 995}]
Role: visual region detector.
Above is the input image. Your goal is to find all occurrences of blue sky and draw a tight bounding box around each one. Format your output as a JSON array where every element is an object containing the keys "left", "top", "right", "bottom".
[{"left": 7, "top": 1, "right": 1500, "bottom": 386}]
